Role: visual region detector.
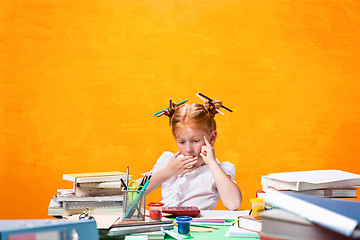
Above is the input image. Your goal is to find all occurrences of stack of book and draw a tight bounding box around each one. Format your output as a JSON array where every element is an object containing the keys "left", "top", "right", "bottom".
[
  {"left": 261, "top": 188, "right": 360, "bottom": 240},
  {"left": 261, "top": 170, "right": 360, "bottom": 198},
  {"left": 98, "top": 217, "right": 174, "bottom": 239},
  {"left": 225, "top": 215, "right": 262, "bottom": 238},
  {"left": 48, "top": 171, "right": 130, "bottom": 218}
]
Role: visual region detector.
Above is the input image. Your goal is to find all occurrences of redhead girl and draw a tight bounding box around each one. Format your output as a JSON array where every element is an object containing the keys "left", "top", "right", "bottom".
[{"left": 142, "top": 99, "right": 242, "bottom": 210}]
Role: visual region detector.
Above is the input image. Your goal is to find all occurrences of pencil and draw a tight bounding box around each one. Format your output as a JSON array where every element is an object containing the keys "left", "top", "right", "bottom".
[
  {"left": 196, "top": 92, "right": 233, "bottom": 113},
  {"left": 191, "top": 223, "right": 219, "bottom": 229},
  {"left": 173, "top": 222, "right": 219, "bottom": 229},
  {"left": 125, "top": 166, "right": 129, "bottom": 188},
  {"left": 196, "top": 93, "right": 207, "bottom": 103},
  {"left": 230, "top": 218, "right": 240, "bottom": 226},
  {"left": 169, "top": 98, "right": 172, "bottom": 126},
  {"left": 157, "top": 111, "right": 166, "bottom": 117},
  {"left": 216, "top": 108, "right": 224, "bottom": 115},
  {"left": 120, "top": 178, "right": 127, "bottom": 190},
  {"left": 153, "top": 100, "right": 188, "bottom": 116}
]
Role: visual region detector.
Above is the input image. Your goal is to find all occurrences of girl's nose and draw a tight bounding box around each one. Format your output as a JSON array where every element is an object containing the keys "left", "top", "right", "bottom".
[{"left": 186, "top": 143, "right": 193, "bottom": 154}]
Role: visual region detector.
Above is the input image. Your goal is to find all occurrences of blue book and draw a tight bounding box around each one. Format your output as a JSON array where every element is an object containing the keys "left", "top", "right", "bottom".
[
  {"left": 264, "top": 188, "right": 360, "bottom": 238},
  {"left": 0, "top": 219, "right": 98, "bottom": 240}
]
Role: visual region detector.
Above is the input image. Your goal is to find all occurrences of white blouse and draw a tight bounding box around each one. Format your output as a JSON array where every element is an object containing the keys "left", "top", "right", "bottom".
[{"left": 151, "top": 151, "right": 236, "bottom": 210}]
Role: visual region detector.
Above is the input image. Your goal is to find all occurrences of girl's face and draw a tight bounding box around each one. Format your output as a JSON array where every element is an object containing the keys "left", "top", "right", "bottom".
[{"left": 175, "top": 126, "right": 216, "bottom": 166}]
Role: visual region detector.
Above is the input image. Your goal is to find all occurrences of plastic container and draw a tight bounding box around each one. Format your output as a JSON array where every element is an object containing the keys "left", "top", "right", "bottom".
[
  {"left": 148, "top": 202, "right": 164, "bottom": 221},
  {"left": 250, "top": 198, "right": 265, "bottom": 217},
  {"left": 175, "top": 216, "right": 192, "bottom": 235}
]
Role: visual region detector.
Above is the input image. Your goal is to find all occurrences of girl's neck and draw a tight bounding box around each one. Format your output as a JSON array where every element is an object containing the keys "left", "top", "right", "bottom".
[{"left": 195, "top": 158, "right": 206, "bottom": 168}]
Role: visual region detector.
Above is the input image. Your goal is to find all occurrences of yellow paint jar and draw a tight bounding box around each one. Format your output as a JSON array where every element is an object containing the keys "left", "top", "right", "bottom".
[{"left": 250, "top": 198, "right": 265, "bottom": 217}]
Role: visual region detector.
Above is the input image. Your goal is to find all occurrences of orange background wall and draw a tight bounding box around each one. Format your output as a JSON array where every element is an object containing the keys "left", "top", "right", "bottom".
[{"left": 1, "top": 0, "right": 360, "bottom": 219}]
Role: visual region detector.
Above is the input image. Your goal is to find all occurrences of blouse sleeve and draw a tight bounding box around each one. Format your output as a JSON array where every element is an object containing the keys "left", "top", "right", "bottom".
[
  {"left": 219, "top": 162, "right": 236, "bottom": 182},
  {"left": 151, "top": 151, "right": 173, "bottom": 173}
]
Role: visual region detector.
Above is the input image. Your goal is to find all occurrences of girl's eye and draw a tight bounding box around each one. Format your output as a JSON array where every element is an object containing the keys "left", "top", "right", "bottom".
[
  {"left": 178, "top": 141, "right": 185, "bottom": 144},
  {"left": 193, "top": 139, "right": 199, "bottom": 143}
]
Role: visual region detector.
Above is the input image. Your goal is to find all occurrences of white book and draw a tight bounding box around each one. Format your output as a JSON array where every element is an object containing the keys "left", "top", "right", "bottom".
[
  {"left": 130, "top": 231, "right": 165, "bottom": 239},
  {"left": 63, "top": 171, "right": 129, "bottom": 183},
  {"left": 239, "top": 215, "right": 262, "bottom": 232},
  {"left": 57, "top": 189, "right": 123, "bottom": 202},
  {"left": 75, "top": 186, "right": 122, "bottom": 197},
  {"left": 225, "top": 224, "right": 259, "bottom": 238},
  {"left": 57, "top": 194, "right": 123, "bottom": 202},
  {"left": 62, "top": 200, "right": 122, "bottom": 209},
  {"left": 276, "top": 187, "right": 357, "bottom": 198},
  {"left": 261, "top": 170, "right": 360, "bottom": 191}
]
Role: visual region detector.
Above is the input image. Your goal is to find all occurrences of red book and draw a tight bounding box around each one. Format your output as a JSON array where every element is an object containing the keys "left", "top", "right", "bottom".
[{"left": 260, "top": 233, "right": 284, "bottom": 240}]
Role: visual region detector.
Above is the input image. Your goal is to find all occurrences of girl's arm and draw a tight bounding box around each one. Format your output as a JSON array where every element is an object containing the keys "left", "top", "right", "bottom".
[
  {"left": 137, "top": 152, "right": 198, "bottom": 195},
  {"left": 200, "top": 136, "right": 242, "bottom": 210}
]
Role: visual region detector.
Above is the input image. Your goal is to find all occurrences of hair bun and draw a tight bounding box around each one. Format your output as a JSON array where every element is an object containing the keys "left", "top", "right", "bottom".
[
  {"left": 164, "top": 102, "right": 179, "bottom": 118},
  {"left": 203, "top": 100, "right": 222, "bottom": 118}
]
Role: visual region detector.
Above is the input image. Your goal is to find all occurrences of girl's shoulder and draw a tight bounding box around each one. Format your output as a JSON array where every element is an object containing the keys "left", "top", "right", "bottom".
[
  {"left": 158, "top": 151, "right": 174, "bottom": 160},
  {"left": 218, "top": 161, "right": 236, "bottom": 175},
  {"left": 219, "top": 161, "right": 235, "bottom": 168},
  {"left": 152, "top": 151, "right": 174, "bottom": 172},
  {"left": 156, "top": 151, "right": 174, "bottom": 164}
]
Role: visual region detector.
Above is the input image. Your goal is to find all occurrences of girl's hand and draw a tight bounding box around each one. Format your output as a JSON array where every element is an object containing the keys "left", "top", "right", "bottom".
[
  {"left": 200, "top": 136, "right": 216, "bottom": 165},
  {"left": 166, "top": 151, "right": 198, "bottom": 176}
]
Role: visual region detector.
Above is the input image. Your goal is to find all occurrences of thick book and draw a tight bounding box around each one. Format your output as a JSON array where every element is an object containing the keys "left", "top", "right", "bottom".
[
  {"left": 63, "top": 171, "right": 129, "bottom": 183},
  {"left": 261, "top": 170, "right": 360, "bottom": 191},
  {"left": 238, "top": 215, "right": 262, "bottom": 232},
  {"left": 74, "top": 187, "right": 122, "bottom": 197},
  {"left": 131, "top": 231, "right": 165, "bottom": 239},
  {"left": 264, "top": 188, "right": 360, "bottom": 238},
  {"left": 225, "top": 224, "right": 260, "bottom": 238},
  {"left": 260, "top": 209, "right": 355, "bottom": 240},
  {"left": 62, "top": 200, "right": 122, "bottom": 209},
  {"left": 106, "top": 217, "right": 174, "bottom": 237},
  {"left": 48, "top": 197, "right": 123, "bottom": 217},
  {"left": 0, "top": 219, "right": 98, "bottom": 240},
  {"left": 75, "top": 182, "right": 124, "bottom": 197},
  {"left": 269, "top": 186, "right": 357, "bottom": 198},
  {"left": 57, "top": 190, "right": 123, "bottom": 202}
]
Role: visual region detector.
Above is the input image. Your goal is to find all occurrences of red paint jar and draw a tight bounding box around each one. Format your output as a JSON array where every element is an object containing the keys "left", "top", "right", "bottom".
[{"left": 148, "top": 202, "right": 164, "bottom": 221}]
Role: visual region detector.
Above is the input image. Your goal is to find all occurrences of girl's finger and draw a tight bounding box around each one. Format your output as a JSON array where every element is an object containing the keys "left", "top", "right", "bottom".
[
  {"left": 203, "top": 135, "right": 211, "bottom": 146},
  {"left": 184, "top": 162, "right": 195, "bottom": 169},
  {"left": 180, "top": 156, "right": 197, "bottom": 162},
  {"left": 183, "top": 168, "right": 193, "bottom": 174},
  {"left": 182, "top": 157, "right": 197, "bottom": 164}
]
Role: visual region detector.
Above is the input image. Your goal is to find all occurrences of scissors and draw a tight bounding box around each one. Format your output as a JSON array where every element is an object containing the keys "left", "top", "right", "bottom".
[
  {"left": 128, "top": 180, "right": 142, "bottom": 190},
  {"left": 127, "top": 180, "right": 142, "bottom": 204}
]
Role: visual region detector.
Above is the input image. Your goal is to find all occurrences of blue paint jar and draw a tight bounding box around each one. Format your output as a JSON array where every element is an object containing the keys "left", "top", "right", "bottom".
[{"left": 175, "top": 216, "right": 192, "bottom": 235}]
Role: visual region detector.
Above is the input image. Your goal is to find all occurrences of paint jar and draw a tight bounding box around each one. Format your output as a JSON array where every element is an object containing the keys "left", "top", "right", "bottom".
[
  {"left": 176, "top": 216, "right": 192, "bottom": 235},
  {"left": 148, "top": 202, "right": 164, "bottom": 221},
  {"left": 250, "top": 198, "right": 265, "bottom": 217}
]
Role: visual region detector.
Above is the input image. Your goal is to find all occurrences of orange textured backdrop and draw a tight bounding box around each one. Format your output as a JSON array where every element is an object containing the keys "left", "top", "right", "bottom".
[{"left": 1, "top": 0, "right": 360, "bottom": 219}]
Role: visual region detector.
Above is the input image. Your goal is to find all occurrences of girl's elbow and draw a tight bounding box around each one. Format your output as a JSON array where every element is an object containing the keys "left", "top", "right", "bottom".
[
  {"left": 227, "top": 192, "right": 242, "bottom": 210},
  {"left": 226, "top": 197, "right": 242, "bottom": 211}
]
